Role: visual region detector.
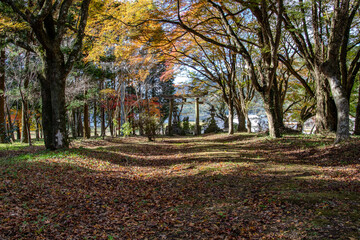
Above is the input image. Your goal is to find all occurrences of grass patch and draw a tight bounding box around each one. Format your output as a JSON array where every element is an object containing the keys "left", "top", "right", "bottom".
[
  {"left": 0, "top": 141, "right": 44, "bottom": 151},
  {"left": 1, "top": 149, "right": 77, "bottom": 165}
]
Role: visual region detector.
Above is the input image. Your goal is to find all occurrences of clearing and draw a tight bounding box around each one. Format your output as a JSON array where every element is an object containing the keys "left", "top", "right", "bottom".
[{"left": 0, "top": 133, "right": 359, "bottom": 239}]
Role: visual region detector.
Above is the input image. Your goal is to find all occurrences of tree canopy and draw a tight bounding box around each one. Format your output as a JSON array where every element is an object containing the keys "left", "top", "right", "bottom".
[{"left": 0, "top": 0, "right": 360, "bottom": 147}]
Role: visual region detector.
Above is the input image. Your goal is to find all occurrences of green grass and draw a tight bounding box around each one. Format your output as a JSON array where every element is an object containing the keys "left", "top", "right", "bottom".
[
  {"left": 0, "top": 148, "right": 98, "bottom": 175},
  {"left": 0, "top": 140, "right": 44, "bottom": 151},
  {"left": 1, "top": 149, "right": 76, "bottom": 164}
]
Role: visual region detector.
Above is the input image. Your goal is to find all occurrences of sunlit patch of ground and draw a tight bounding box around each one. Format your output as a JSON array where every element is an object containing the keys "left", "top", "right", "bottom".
[{"left": 0, "top": 133, "right": 359, "bottom": 239}]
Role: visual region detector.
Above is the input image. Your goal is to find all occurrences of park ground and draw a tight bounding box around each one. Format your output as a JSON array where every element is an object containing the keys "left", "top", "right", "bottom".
[{"left": 0, "top": 133, "right": 359, "bottom": 239}]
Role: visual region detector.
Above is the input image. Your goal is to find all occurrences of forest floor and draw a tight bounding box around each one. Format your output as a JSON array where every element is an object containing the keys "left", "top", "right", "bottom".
[{"left": 0, "top": 133, "right": 359, "bottom": 239}]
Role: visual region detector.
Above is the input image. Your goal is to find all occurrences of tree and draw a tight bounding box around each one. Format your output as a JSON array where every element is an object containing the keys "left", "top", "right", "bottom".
[
  {"left": 0, "top": 40, "right": 6, "bottom": 142},
  {"left": 4, "top": 45, "right": 41, "bottom": 144},
  {"left": 1, "top": 0, "right": 91, "bottom": 149},
  {"left": 158, "top": 0, "right": 285, "bottom": 137},
  {"left": 162, "top": 33, "right": 239, "bottom": 135},
  {"left": 281, "top": 0, "right": 360, "bottom": 142}
]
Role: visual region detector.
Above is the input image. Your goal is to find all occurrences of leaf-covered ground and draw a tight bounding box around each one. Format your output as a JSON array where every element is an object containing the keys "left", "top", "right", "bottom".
[{"left": 1, "top": 133, "right": 359, "bottom": 239}]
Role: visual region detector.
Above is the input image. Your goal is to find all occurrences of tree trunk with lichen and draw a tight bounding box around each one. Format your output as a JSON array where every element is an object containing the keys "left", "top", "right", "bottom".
[
  {"left": 321, "top": 63, "right": 349, "bottom": 142},
  {"left": 318, "top": 0, "right": 352, "bottom": 143},
  {"left": 38, "top": 52, "right": 69, "bottom": 149}
]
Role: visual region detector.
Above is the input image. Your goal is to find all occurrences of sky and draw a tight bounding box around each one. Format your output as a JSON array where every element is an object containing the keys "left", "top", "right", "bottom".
[{"left": 174, "top": 75, "right": 189, "bottom": 85}]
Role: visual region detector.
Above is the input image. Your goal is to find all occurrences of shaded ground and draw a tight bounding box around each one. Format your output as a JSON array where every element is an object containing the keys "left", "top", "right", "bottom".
[{"left": 0, "top": 133, "right": 359, "bottom": 239}]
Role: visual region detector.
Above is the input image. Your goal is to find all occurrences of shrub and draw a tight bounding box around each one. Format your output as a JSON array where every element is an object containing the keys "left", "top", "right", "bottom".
[{"left": 121, "top": 122, "right": 132, "bottom": 137}]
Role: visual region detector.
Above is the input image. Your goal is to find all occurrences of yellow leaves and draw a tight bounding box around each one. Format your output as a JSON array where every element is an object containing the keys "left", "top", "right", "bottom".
[
  {"left": 85, "top": 0, "right": 169, "bottom": 91},
  {"left": 0, "top": 16, "right": 29, "bottom": 33},
  {"left": 100, "top": 88, "right": 116, "bottom": 95},
  {"left": 86, "top": 0, "right": 164, "bottom": 60}
]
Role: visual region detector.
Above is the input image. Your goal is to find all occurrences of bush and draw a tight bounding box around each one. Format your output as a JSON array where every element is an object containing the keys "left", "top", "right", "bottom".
[
  {"left": 121, "top": 122, "right": 132, "bottom": 137},
  {"left": 140, "top": 113, "right": 159, "bottom": 141},
  {"left": 182, "top": 117, "right": 190, "bottom": 135}
]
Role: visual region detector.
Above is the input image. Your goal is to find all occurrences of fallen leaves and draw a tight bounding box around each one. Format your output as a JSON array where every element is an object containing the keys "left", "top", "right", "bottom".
[{"left": 0, "top": 133, "right": 359, "bottom": 239}]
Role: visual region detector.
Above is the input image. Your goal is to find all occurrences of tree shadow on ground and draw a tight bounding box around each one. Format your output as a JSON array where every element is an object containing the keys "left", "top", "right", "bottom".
[
  {"left": 160, "top": 133, "right": 256, "bottom": 144},
  {"left": 1, "top": 155, "right": 359, "bottom": 239},
  {"left": 76, "top": 135, "right": 360, "bottom": 168}
]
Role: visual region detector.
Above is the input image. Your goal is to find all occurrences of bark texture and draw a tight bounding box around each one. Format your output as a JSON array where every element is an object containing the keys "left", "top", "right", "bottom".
[
  {"left": 236, "top": 107, "right": 246, "bottom": 132},
  {"left": 39, "top": 57, "right": 69, "bottom": 149},
  {"left": 93, "top": 99, "right": 98, "bottom": 137},
  {"left": 84, "top": 101, "right": 90, "bottom": 139},
  {"left": 318, "top": 0, "right": 352, "bottom": 142},
  {"left": 0, "top": 46, "right": 7, "bottom": 143},
  {"left": 263, "top": 91, "right": 281, "bottom": 138},
  {"left": 354, "top": 83, "right": 360, "bottom": 135}
]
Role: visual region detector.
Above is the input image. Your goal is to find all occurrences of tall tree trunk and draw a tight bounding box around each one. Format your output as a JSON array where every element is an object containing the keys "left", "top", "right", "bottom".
[
  {"left": 274, "top": 88, "right": 285, "bottom": 130},
  {"left": 35, "top": 115, "right": 40, "bottom": 141},
  {"left": 314, "top": 68, "right": 337, "bottom": 133},
  {"left": 6, "top": 102, "right": 14, "bottom": 142},
  {"left": 354, "top": 83, "right": 360, "bottom": 135},
  {"left": 20, "top": 100, "right": 31, "bottom": 146},
  {"left": 328, "top": 77, "right": 349, "bottom": 142},
  {"left": 16, "top": 120, "right": 21, "bottom": 140},
  {"left": 93, "top": 99, "right": 97, "bottom": 137},
  {"left": 71, "top": 109, "right": 77, "bottom": 138},
  {"left": 38, "top": 53, "right": 69, "bottom": 149},
  {"left": 109, "top": 109, "right": 114, "bottom": 137},
  {"left": 49, "top": 68, "right": 68, "bottom": 148},
  {"left": 235, "top": 105, "right": 246, "bottom": 132},
  {"left": 120, "top": 81, "right": 126, "bottom": 134},
  {"left": 168, "top": 99, "right": 173, "bottom": 135},
  {"left": 246, "top": 115, "right": 251, "bottom": 133},
  {"left": 38, "top": 74, "right": 53, "bottom": 148},
  {"left": 0, "top": 45, "right": 7, "bottom": 143},
  {"left": 131, "top": 115, "right": 136, "bottom": 135},
  {"left": 21, "top": 51, "right": 31, "bottom": 144},
  {"left": 264, "top": 104, "right": 280, "bottom": 138},
  {"left": 113, "top": 91, "right": 121, "bottom": 137},
  {"left": 83, "top": 101, "right": 90, "bottom": 139},
  {"left": 101, "top": 106, "right": 105, "bottom": 137},
  {"left": 139, "top": 112, "right": 144, "bottom": 136},
  {"left": 117, "top": 110, "right": 121, "bottom": 136},
  {"left": 77, "top": 109, "right": 83, "bottom": 137},
  {"left": 40, "top": 122, "right": 43, "bottom": 139},
  {"left": 21, "top": 98, "right": 29, "bottom": 143},
  {"left": 321, "top": 62, "right": 350, "bottom": 142},
  {"left": 100, "top": 81, "right": 106, "bottom": 138},
  {"left": 263, "top": 91, "right": 281, "bottom": 138},
  {"left": 228, "top": 102, "right": 234, "bottom": 135}
]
